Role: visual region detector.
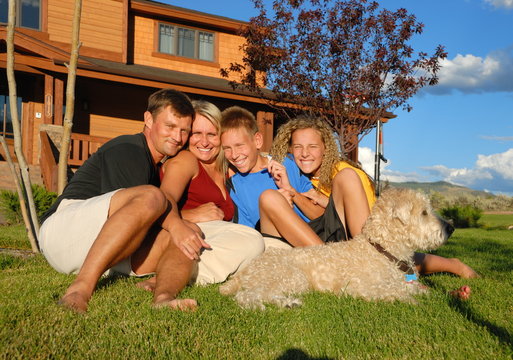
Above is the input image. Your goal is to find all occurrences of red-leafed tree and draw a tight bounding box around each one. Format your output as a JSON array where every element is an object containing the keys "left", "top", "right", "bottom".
[{"left": 221, "top": 0, "right": 447, "bottom": 155}]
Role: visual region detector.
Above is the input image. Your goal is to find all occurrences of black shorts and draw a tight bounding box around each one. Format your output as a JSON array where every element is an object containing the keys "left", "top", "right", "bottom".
[{"left": 308, "top": 196, "right": 347, "bottom": 243}]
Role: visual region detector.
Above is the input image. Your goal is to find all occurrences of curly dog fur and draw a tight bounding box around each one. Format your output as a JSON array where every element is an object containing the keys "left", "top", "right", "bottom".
[{"left": 220, "top": 188, "right": 454, "bottom": 309}]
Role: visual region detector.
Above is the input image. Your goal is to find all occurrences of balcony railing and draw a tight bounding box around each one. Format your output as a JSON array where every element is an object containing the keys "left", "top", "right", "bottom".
[{"left": 39, "top": 131, "right": 110, "bottom": 191}]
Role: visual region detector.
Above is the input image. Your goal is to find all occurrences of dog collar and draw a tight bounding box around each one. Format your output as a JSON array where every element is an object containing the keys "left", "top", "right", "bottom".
[{"left": 368, "top": 241, "right": 416, "bottom": 276}]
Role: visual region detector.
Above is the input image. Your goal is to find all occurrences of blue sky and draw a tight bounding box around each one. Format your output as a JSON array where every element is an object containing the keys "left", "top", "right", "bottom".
[{"left": 162, "top": 0, "right": 513, "bottom": 195}]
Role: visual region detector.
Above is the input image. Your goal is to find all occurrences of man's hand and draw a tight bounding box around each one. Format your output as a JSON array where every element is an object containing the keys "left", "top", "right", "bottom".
[
  {"left": 181, "top": 202, "right": 224, "bottom": 223},
  {"left": 302, "top": 189, "right": 329, "bottom": 208},
  {"left": 169, "top": 219, "right": 210, "bottom": 260}
]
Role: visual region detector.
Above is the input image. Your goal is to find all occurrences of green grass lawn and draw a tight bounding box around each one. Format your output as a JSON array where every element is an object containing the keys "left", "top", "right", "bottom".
[{"left": 1, "top": 216, "right": 512, "bottom": 359}]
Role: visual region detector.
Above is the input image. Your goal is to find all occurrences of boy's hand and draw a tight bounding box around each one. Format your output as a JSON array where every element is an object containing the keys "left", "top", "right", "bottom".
[
  {"left": 267, "top": 157, "right": 292, "bottom": 190},
  {"left": 277, "top": 188, "right": 294, "bottom": 207}
]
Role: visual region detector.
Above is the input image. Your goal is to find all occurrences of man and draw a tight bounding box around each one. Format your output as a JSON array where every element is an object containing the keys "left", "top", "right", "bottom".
[
  {"left": 220, "top": 106, "right": 322, "bottom": 247},
  {"left": 40, "top": 88, "right": 207, "bottom": 313}
]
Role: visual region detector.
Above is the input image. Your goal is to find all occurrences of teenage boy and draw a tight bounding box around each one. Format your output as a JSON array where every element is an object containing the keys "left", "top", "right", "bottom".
[{"left": 220, "top": 106, "right": 322, "bottom": 247}]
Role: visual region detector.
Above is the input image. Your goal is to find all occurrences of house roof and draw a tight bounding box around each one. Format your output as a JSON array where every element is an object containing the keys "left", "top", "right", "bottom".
[
  {"left": 0, "top": 27, "right": 270, "bottom": 104},
  {"left": 131, "top": 0, "right": 247, "bottom": 33}
]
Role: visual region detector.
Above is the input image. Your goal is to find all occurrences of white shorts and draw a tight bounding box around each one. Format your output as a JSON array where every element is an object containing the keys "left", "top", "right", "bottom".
[
  {"left": 193, "top": 220, "right": 264, "bottom": 285},
  {"left": 263, "top": 236, "right": 293, "bottom": 250},
  {"left": 38, "top": 190, "right": 133, "bottom": 275}
]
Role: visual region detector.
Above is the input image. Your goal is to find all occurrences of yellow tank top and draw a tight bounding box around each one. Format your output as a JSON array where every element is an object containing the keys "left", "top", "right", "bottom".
[{"left": 310, "top": 161, "right": 376, "bottom": 209}]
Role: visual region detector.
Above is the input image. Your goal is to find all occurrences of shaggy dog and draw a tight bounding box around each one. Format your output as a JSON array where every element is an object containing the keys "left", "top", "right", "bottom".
[{"left": 220, "top": 188, "right": 454, "bottom": 309}]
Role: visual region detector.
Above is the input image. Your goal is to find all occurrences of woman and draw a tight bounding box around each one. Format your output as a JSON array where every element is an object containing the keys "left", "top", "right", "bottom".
[
  {"left": 138, "top": 101, "right": 264, "bottom": 295},
  {"left": 260, "top": 116, "right": 478, "bottom": 279}
]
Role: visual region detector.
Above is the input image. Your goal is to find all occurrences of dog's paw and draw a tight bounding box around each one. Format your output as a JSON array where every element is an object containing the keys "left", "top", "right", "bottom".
[{"left": 273, "top": 295, "right": 303, "bottom": 308}]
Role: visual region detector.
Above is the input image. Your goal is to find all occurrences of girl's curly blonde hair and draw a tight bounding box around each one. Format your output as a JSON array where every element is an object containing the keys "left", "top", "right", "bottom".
[{"left": 269, "top": 116, "right": 342, "bottom": 192}]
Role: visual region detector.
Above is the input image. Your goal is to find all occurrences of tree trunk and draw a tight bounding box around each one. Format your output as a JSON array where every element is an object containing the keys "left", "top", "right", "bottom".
[
  {"left": 0, "top": 137, "right": 38, "bottom": 251},
  {"left": 6, "top": 0, "right": 39, "bottom": 252},
  {"left": 57, "top": 0, "right": 82, "bottom": 194}
]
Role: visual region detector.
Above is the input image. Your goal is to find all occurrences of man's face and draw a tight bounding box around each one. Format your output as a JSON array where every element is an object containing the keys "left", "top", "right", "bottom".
[
  {"left": 144, "top": 105, "right": 192, "bottom": 162},
  {"left": 221, "top": 127, "right": 263, "bottom": 174}
]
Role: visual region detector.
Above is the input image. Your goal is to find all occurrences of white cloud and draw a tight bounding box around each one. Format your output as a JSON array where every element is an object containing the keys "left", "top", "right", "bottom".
[
  {"left": 476, "top": 148, "right": 513, "bottom": 179},
  {"left": 358, "top": 147, "right": 426, "bottom": 183},
  {"left": 485, "top": 0, "right": 513, "bottom": 9},
  {"left": 360, "top": 146, "right": 513, "bottom": 195},
  {"left": 422, "top": 148, "right": 513, "bottom": 194},
  {"left": 426, "top": 48, "right": 513, "bottom": 94}
]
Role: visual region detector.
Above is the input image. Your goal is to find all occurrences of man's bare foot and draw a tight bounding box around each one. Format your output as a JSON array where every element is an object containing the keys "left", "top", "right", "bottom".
[
  {"left": 136, "top": 277, "right": 156, "bottom": 292},
  {"left": 58, "top": 292, "right": 90, "bottom": 313},
  {"left": 153, "top": 297, "right": 198, "bottom": 311},
  {"left": 451, "top": 258, "right": 480, "bottom": 278},
  {"left": 449, "top": 285, "right": 471, "bottom": 300}
]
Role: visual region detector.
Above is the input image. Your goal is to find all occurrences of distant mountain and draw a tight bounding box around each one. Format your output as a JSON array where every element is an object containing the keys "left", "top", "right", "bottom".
[{"left": 387, "top": 181, "right": 497, "bottom": 199}]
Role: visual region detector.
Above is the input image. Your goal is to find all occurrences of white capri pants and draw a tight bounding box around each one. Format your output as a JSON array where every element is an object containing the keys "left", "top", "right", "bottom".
[{"left": 39, "top": 191, "right": 264, "bottom": 283}]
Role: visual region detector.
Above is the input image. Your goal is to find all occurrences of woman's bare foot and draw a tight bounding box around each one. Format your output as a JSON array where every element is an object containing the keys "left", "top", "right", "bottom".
[
  {"left": 450, "top": 258, "right": 480, "bottom": 279},
  {"left": 136, "top": 277, "right": 156, "bottom": 292},
  {"left": 449, "top": 285, "right": 471, "bottom": 300},
  {"left": 58, "top": 291, "right": 90, "bottom": 314},
  {"left": 153, "top": 297, "right": 198, "bottom": 311}
]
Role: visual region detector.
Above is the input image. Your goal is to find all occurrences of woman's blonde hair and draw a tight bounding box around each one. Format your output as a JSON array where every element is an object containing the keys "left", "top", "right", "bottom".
[{"left": 191, "top": 100, "right": 227, "bottom": 175}]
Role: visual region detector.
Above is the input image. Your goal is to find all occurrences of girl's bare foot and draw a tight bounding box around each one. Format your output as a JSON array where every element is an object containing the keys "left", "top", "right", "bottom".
[
  {"left": 136, "top": 277, "right": 156, "bottom": 292},
  {"left": 449, "top": 285, "right": 471, "bottom": 300},
  {"left": 153, "top": 297, "right": 198, "bottom": 311}
]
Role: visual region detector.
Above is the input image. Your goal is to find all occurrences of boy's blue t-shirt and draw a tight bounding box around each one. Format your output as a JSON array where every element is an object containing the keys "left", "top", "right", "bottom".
[{"left": 229, "top": 156, "right": 313, "bottom": 228}]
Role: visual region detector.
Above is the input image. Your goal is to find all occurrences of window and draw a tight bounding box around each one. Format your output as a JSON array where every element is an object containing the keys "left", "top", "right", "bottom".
[
  {"left": 0, "top": 0, "right": 41, "bottom": 31},
  {"left": 158, "top": 23, "right": 214, "bottom": 62},
  {"left": 0, "top": 95, "right": 22, "bottom": 139}
]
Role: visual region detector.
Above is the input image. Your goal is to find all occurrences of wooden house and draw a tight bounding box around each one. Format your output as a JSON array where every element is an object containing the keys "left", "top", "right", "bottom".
[
  {"left": 0, "top": 0, "right": 392, "bottom": 191},
  {"left": 1, "top": 0, "right": 280, "bottom": 190}
]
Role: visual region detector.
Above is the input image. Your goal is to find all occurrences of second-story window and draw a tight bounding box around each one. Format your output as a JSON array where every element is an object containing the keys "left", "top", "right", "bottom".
[
  {"left": 158, "top": 23, "right": 215, "bottom": 62},
  {"left": 0, "top": 0, "right": 41, "bottom": 31}
]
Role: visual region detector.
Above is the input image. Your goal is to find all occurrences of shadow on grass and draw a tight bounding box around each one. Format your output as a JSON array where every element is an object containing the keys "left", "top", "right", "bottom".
[
  {"left": 276, "top": 348, "right": 334, "bottom": 360},
  {"left": 424, "top": 278, "right": 513, "bottom": 349}
]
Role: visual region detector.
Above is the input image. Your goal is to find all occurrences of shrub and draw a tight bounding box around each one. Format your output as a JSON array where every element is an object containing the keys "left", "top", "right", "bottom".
[
  {"left": 440, "top": 205, "right": 483, "bottom": 228},
  {"left": 0, "top": 185, "right": 57, "bottom": 225}
]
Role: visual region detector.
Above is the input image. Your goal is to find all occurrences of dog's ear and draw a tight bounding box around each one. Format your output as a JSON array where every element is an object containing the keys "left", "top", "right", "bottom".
[{"left": 391, "top": 201, "right": 412, "bottom": 226}]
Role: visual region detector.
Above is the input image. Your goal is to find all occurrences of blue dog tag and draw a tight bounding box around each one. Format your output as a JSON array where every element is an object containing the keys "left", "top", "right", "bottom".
[{"left": 405, "top": 273, "right": 418, "bottom": 282}]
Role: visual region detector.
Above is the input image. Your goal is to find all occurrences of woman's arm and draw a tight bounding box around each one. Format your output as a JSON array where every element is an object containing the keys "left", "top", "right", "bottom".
[
  {"left": 161, "top": 151, "right": 224, "bottom": 223},
  {"left": 160, "top": 150, "right": 198, "bottom": 206},
  {"left": 290, "top": 190, "right": 326, "bottom": 220}
]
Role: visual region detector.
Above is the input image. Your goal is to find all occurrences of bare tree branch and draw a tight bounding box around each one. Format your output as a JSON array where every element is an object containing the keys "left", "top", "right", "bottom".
[
  {"left": 6, "top": 0, "right": 39, "bottom": 252},
  {"left": 57, "top": 0, "right": 82, "bottom": 194}
]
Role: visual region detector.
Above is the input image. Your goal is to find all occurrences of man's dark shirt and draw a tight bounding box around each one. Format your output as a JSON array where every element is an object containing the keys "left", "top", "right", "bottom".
[{"left": 41, "top": 133, "right": 160, "bottom": 223}]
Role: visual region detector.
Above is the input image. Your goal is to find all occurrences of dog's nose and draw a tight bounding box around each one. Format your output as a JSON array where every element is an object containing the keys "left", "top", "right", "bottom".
[{"left": 438, "top": 216, "right": 455, "bottom": 238}]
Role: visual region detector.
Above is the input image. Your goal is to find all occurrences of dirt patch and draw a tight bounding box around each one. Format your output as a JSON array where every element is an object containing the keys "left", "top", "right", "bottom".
[{"left": 0, "top": 248, "right": 35, "bottom": 259}]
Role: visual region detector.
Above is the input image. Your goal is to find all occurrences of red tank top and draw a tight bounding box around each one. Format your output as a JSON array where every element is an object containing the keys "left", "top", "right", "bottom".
[{"left": 180, "top": 160, "right": 235, "bottom": 221}]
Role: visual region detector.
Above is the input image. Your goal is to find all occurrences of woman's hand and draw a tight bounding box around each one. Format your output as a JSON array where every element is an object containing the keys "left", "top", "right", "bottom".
[{"left": 181, "top": 202, "right": 224, "bottom": 223}]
